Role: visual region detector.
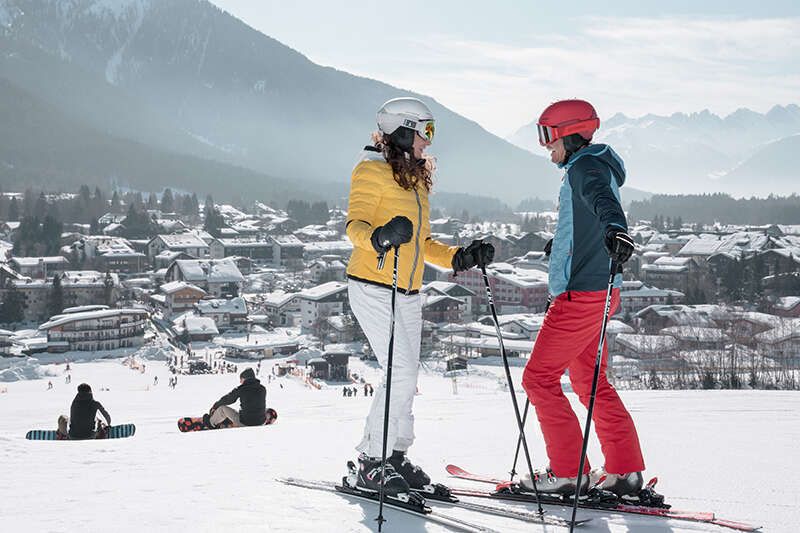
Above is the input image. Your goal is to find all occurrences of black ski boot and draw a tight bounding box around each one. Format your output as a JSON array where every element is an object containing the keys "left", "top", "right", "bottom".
[
  {"left": 387, "top": 450, "right": 431, "bottom": 490},
  {"left": 355, "top": 453, "right": 410, "bottom": 497}
]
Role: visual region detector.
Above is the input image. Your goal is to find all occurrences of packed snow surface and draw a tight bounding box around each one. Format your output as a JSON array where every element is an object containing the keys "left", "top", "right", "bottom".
[{"left": 1, "top": 356, "right": 797, "bottom": 532}]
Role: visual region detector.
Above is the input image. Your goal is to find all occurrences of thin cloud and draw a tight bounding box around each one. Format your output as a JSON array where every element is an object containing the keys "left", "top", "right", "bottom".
[{"left": 378, "top": 16, "right": 800, "bottom": 135}]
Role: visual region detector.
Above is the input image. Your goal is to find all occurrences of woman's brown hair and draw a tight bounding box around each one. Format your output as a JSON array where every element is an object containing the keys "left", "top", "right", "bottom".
[{"left": 372, "top": 132, "right": 435, "bottom": 192}]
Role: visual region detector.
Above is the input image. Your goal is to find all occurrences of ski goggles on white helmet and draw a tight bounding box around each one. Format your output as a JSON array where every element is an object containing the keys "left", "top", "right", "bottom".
[{"left": 394, "top": 117, "right": 435, "bottom": 142}]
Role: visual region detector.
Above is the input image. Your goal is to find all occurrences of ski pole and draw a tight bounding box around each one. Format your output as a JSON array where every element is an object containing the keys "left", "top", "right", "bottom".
[
  {"left": 508, "top": 399, "right": 530, "bottom": 481},
  {"left": 569, "top": 260, "right": 619, "bottom": 533},
  {"left": 377, "top": 246, "right": 400, "bottom": 532},
  {"left": 480, "top": 265, "right": 544, "bottom": 517}
]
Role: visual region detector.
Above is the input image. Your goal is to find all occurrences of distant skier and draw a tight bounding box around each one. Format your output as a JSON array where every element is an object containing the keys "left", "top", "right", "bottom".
[
  {"left": 345, "top": 97, "right": 494, "bottom": 497},
  {"left": 154, "top": 376, "right": 158, "bottom": 386},
  {"left": 520, "top": 99, "right": 643, "bottom": 497},
  {"left": 204, "top": 368, "right": 267, "bottom": 428},
  {"left": 47, "top": 381, "right": 53, "bottom": 390},
  {"left": 65, "top": 383, "right": 112, "bottom": 440}
]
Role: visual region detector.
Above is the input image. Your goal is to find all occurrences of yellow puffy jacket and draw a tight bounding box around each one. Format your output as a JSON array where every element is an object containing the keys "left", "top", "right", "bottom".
[{"left": 346, "top": 148, "right": 459, "bottom": 294}]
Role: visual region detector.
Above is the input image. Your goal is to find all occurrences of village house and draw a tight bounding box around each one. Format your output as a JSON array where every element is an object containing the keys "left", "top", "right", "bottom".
[
  {"left": 262, "top": 291, "right": 302, "bottom": 327},
  {"left": 614, "top": 333, "right": 682, "bottom": 371},
  {"left": 209, "top": 238, "right": 273, "bottom": 263},
  {"left": 308, "top": 255, "right": 347, "bottom": 283},
  {"left": 297, "top": 281, "right": 349, "bottom": 333},
  {"left": 165, "top": 258, "right": 244, "bottom": 297},
  {"left": 753, "top": 318, "right": 800, "bottom": 365},
  {"left": 77, "top": 236, "right": 147, "bottom": 274},
  {"left": 147, "top": 233, "right": 211, "bottom": 263},
  {"left": 618, "top": 281, "right": 685, "bottom": 316},
  {"left": 421, "top": 294, "right": 464, "bottom": 324},
  {"left": 158, "top": 281, "right": 206, "bottom": 315},
  {"left": 10, "top": 256, "right": 70, "bottom": 279},
  {"left": 39, "top": 307, "right": 148, "bottom": 352},
  {"left": 772, "top": 296, "right": 800, "bottom": 317},
  {"left": 2, "top": 271, "right": 119, "bottom": 323},
  {"left": 271, "top": 235, "right": 304, "bottom": 268},
  {"left": 440, "top": 263, "right": 549, "bottom": 314},
  {"left": 175, "top": 315, "right": 219, "bottom": 342},
  {"left": 640, "top": 256, "right": 704, "bottom": 295},
  {"left": 194, "top": 297, "right": 248, "bottom": 331},
  {"left": 303, "top": 240, "right": 353, "bottom": 261},
  {"left": 659, "top": 326, "right": 729, "bottom": 350},
  {"left": 421, "top": 281, "right": 476, "bottom": 320}
]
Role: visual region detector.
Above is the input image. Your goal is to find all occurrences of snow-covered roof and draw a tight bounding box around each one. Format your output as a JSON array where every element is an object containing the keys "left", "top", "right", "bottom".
[
  {"left": 183, "top": 316, "right": 219, "bottom": 336},
  {"left": 621, "top": 285, "right": 684, "bottom": 299},
  {"left": 443, "top": 335, "right": 534, "bottom": 353},
  {"left": 660, "top": 326, "right": 729, "bottom": 342},
  {"left": 11, "top": 256, "right": 69, "bottom": 267},
  {"left": 216, "top": 238, "right": 272, "bottom": 249},
  {"left": 303, "top": 240, "right": 353, "bottom": 253},
  {"left": 422, "top": 294, "right": 463, "bottom": 308},
  {"left": 615, "top": 334, "right": 680, "bottom": 354},
  {"left": 262, "top": 290, "right": 299, "bottom": 308},
  {"left": 62, "top": 305, "right": 109, "bottom": 314},
  {"left": 156, "top": 233, "right": 208, "bottom": 249},
  {"left": 40, "top": 308, "right": 149, "bottom": 330},
  {"left": 753, "top": 319, "right": 800, "bottom": 344},
  {"left": 299, "top": 281, "right": 347, "bottom": 301},
  {"left": 606, "top": 320, "right": 635, "bottom": 334},
  {"left": 160, "top": 281, "right": 206, "bottom": 295},
  {"left": 173, "top": 259, "right": 244, "bottom": 283},
  {"left": 774, "top": 296, "right": 800, "bottom": 311},
  {"left": 195, "top": 297, "right": 247, "bottom": 315},
  {"left": 271, "top": 235, "right": 303, "bottom": 247},
  {"left": 422, "top": 281, "right": 476, "bottom": 297}
]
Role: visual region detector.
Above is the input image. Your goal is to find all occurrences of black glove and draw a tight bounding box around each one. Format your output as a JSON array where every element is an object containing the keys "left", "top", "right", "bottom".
[
  {"left": 370, "top": 216, "right": 413, "bottom": 253},
  {"left": 452, "top": 240, "right": 495, "bottom": 272},
  {"left": 543, "top": 238, "right": 553, "bottom": 257},
  {"left": 604, "top": 229, "right": 635, "bottom": 263}
]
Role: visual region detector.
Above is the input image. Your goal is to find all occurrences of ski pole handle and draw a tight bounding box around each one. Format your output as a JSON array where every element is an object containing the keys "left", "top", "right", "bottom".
[{"left": 376, "top": 240, "right": 391, "bottom": 270}]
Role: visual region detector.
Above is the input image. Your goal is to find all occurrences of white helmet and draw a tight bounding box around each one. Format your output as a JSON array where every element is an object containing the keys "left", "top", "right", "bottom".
[{"left": 377, "top": 97, "right": 436, "bottom": 145}]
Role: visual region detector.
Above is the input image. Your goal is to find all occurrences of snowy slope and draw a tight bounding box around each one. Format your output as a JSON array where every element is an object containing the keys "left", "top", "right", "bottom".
[{"left": 1, "top": 357, "right": 795, "bottom": 532}]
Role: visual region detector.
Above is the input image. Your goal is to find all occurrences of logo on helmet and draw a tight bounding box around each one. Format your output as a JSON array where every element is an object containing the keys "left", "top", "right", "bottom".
[{"left": 403, "top": 119, "right": 417, "bottom": 128}]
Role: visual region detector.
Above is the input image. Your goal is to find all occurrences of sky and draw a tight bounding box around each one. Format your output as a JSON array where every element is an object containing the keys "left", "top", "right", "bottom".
[{"left": 209, "top": 0, "right": 800, "bottom": 137}]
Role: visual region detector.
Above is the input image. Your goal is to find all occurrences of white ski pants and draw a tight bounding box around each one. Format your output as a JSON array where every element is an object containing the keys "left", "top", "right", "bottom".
[{"left": 348, "top": 279, "right": 422, "bottom": 458}]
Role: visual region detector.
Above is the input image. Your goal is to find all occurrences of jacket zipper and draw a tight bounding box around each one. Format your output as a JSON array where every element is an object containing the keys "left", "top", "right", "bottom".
[{"left": 408, "top": 189, "right": 423, "bottom": 289}]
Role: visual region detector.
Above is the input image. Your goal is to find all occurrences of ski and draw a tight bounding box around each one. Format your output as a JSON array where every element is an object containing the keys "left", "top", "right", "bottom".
[
  {"left": 446, "top": 464, "right": 761, "bottom": 532},
  {"left": 410, "top": 482, "right": 586, "bottom": 528},
  {"left": 276, "top": 477, "right": 501, "bottom": 533}
]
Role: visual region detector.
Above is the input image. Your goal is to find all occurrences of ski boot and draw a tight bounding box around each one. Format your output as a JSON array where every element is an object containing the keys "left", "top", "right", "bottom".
[
  {"left": 520, "top": 467, "right": 590, "bottom": 497},
  {"left": 353, "top": 453, "right": 411, "bottom": 498},
  {"left": 388, "top": 450, "right": 456, "bottom": 502},
  {"left": 591, "top": 468, "right": 643, "bottom": 497}
]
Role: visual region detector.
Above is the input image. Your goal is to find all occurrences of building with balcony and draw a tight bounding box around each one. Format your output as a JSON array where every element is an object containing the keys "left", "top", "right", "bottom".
[{"left": 39, "top": 308, "right": 149, "bottom": 352}]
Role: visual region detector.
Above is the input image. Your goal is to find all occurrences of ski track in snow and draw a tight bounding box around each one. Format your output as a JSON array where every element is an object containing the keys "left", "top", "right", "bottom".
[{"left": 1, "top": 358, "right": 796, "bottom": 532}]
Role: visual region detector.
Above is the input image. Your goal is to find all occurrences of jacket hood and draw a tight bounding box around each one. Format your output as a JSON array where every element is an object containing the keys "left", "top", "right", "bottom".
[{"left": 563, "top": 144, "right": 626, "bottom": 187}]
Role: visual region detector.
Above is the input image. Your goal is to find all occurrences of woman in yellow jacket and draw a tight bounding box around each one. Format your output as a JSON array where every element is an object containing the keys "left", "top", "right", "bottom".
[{"left": 346, "top": 97, "right": 494, "bottom": 497}]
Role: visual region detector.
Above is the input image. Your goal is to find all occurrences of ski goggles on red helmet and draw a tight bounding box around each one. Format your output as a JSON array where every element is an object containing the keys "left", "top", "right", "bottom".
[{"left": 537, "top": 118, "right": 599, "bottom": 146}]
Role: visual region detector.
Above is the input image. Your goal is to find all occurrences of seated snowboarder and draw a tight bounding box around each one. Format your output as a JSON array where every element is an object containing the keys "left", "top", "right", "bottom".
[
  {"left": 205, "top": 368, "right": 267, "bottom": 428},
  {"left": 63, "top": 383, "right": 112, "bottom": 440}
]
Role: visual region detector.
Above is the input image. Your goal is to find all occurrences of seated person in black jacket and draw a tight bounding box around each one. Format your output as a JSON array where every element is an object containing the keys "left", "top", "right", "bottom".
[
  {"left": 207, "top": 368, "right": 266, "bottom": 428},
  {"left": 67, "top": 383, "right": 112, "bottom": 439}
]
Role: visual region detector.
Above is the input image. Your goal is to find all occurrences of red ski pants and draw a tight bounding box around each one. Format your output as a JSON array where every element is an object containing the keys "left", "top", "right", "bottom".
[{"left": 522, "top": 289, "right": 644, "bottom": 477}]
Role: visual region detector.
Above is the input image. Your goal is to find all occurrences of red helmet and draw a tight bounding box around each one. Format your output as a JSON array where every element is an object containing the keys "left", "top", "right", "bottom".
[{"left": 536, "top": 99, "right": 600, "bottom": 146}]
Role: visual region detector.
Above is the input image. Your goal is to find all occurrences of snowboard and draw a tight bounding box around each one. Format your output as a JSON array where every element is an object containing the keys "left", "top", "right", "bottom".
[
  {"left": 178, "top": 408, "right": 278, "bottom": 432},
  {"left": 26, "top": 424, "right": 136, "bottom": 441}
]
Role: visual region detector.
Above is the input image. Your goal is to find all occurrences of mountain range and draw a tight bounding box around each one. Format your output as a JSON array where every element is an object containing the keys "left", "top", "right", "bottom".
[
  {"left": 0, "top": 0, "right": 794, "bottom": 209},
  {"left": 507, "top": 106, "right": 800, "bottom": 197},
  {"left": 0, "top": 0, "right": 562, "bottom": 207}
]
